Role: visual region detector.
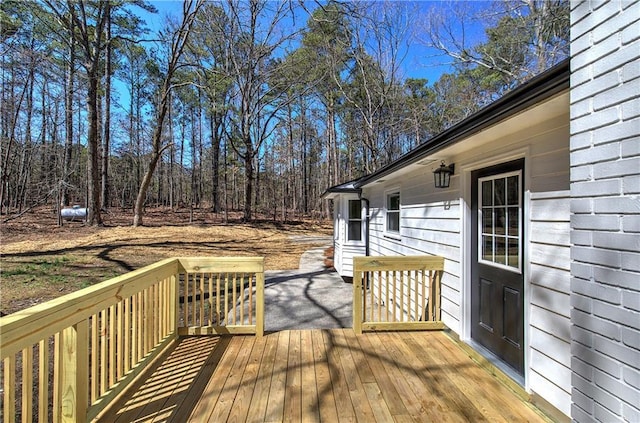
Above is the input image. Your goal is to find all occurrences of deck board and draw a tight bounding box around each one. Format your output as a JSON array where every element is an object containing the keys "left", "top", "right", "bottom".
[{"left": 98, "top": 329, "right": 549, "bottom": 423}]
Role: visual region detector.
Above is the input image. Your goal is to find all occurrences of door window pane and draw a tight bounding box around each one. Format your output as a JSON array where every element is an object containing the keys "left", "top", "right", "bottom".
[
  {"left": 494, "top": 178, "right": 505, "bottom": 206},
  {"left": 508, "top": 207, "right": 519, "bottom": 237},
  {"left": 507, "top": 176, "right": 519, "bottom": 205},
  {"left": 482, "top": 181, "right": 493, "bottom": 206},
  {"left": 508, "top": 238, "right": 519, "bottom": 268},
  {"left": 482, "top": 236, "right": 493, "bottom": 261},
  {"left": 495, "top": 208, "right": 506, "bottom": 235},
  {"left": 495, "top": 237, "right": 506, "bottom": 265},
  {"left": 482, "top": 208, "right": 492, "bottom": 234}
]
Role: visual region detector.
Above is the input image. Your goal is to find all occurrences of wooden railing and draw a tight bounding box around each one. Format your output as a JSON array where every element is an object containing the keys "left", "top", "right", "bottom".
[
  {"left": 0, "top": 257, "right": 264, "bottom": 423},
  {"left": 353, "top": 255, "right": 444, "bottom": 334},
  {"left": 176, "top": 257, "right": 265, "bottom": 336}
]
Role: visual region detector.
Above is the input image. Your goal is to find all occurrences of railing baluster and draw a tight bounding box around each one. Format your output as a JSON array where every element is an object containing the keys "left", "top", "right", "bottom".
[
  {"left": 240, "top": 272, "right": 245, "bottom": 325},
  {"left": 377, "top": 271, "right": 382, "bottom": 322},
  {"left": 38, "top": 338, "right": 49, "bottom": 422},
  {"left": 385, "top": 271, "right": 390, "bottom": 322},
  {"left": 208, "top": 273, "right": 214, "bottom": 326},
  {"left": 117, "top": 301, "right": 123, "bottom": 380},
  {"left": 145, "top": 287, "right": 152, "bottom": 355},
  {"left": 362, "top": 270, "right": 367, "bottom": 326},
  {"left": 132, "top": 293, "right": 138, "bottom": 364},
  {"left": 100, "top": 309, "right": 107, "bottom": 396},
  {"left": 191, "top": 274, "right": 197, "bottom": 327},
  {"left": 90, "top": 314, "right": 98, "bottom": 403},
  {"left": 234, "top": 273, "right": 239, "bottom": 325},
  {"left": 184, "top": 273, "right": 189, "bottom": 327},
  {"left": 431, "top": 270, "right": 435, "bottom": 321},
  {"left": 413, "top": 270, "right": 420, "bottom": 321},
  {"left": 420, "top": 270, "right": 424, "bottom": 320},
  {"left": 4, "top": 356, "right": 16, "bottom": 423},
  {"left": 199, "top": 273, "right": 205, "bottom": 326},
  {"left": 435, "top": 269, "right": 442, "bottom": 321},
  {"left": 248, "top": 273, "right": 254, "bottom": 325},
  {"left": 369, "top": 272, "right": 374, "bottom": 322},
  {"left": 22, "top": 347, "right": 33, "bottom": 423},
  {"left": 109, "top": 305, "right": 116, "bottom": 388},
  {"left": 216, "top": 274, "right": 221, "bottom": 325}
]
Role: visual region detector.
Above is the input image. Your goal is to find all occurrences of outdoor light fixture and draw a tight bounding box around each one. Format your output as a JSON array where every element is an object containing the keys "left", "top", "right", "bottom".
[{"left": 433, "top": 161, "right": 455, "bottom": 188}]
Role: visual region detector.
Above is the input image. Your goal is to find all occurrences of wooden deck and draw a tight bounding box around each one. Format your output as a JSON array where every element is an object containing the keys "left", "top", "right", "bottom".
[{"left": 97, "top": 330, "right": 548, "bottom": 423}]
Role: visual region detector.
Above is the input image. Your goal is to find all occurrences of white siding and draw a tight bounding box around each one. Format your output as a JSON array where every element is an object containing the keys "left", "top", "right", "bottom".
[{"left": 527, "top": 128, "right": 572, "bottom": 416}]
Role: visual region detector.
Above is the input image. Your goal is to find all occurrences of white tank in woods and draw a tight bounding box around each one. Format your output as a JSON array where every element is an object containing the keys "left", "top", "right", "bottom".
[{"left": 60, "top": 205, "right": 88, "bottom": 221}]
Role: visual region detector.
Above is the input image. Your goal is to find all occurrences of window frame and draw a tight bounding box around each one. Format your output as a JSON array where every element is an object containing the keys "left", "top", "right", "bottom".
[{"left": 385, "top": 189, "right": 401, "bottom": 238}]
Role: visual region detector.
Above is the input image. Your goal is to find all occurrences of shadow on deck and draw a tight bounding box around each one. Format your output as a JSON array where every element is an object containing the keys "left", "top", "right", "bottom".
[{"left": 97, "top": 330, "right": 549, "bottom": 423}]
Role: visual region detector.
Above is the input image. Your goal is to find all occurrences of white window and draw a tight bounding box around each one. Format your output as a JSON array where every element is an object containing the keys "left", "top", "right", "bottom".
[
  {"left": 347, "top": 200, "right": 362, "bottom": 241},
  {"left": 386, "top": 191, "right": 400, "bottom": 234}
]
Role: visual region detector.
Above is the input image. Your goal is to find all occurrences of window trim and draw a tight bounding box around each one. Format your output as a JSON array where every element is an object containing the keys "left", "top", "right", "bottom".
[{"left": 385, "top": 189, "right": 401, "bottom": 238}]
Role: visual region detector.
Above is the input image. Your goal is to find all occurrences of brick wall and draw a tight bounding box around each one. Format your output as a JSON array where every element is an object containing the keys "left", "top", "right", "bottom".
[{"left": 569, "top": 1, "right": 640, "bottom": 422}]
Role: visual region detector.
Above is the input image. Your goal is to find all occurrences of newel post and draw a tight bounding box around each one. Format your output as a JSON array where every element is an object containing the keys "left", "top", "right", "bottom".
[
  {"left": 353, "top": 268, "right": 363, "bottom": 335},
  {"left": 58, "top": 321, "right": 88, "bottom": 423}
]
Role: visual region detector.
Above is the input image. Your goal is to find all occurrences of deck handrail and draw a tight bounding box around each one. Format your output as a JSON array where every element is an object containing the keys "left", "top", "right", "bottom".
[
  {"left": 353, "top": 255, "right": 445, "bottom": 334},
  {"left": 0, "top": 256, "right": 264, "bottom": 423}
]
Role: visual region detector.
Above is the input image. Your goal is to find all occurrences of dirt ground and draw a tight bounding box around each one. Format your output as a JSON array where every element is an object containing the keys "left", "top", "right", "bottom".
[{"left": 0, "top": 206, "right": 332, "bottom": 316}]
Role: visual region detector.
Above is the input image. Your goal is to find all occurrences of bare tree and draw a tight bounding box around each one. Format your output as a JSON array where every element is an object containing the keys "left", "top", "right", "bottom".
[
  {"left": 215, "top": 0, "right": 304, "bottom": 221},
  {"left": 132, "top": 0, "right": 204, "bottom": 227},
  {"left": 419, "top": 0, "right": 569, "bottom": 85}
]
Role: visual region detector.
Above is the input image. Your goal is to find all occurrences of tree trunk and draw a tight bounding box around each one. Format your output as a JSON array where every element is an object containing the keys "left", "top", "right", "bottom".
[
  {"left": 63, "top": 27, "right": 75, "bottom": 207},
  {"left": 243, "top": 143, "right": 253, "bottom": 221},
  {"left": 210, "top": 112, "right": 221, "bottom": 213},
  {"left": 86, "top": 74, "right": 103, "bottom": 225},
  {"left": 101, "top": 5, "right": 111, "bottom": 210}
]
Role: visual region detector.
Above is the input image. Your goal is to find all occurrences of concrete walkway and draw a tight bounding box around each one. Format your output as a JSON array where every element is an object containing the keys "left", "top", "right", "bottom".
[{"left": 263, "top": 246, "right": 353, "bottom": 332}]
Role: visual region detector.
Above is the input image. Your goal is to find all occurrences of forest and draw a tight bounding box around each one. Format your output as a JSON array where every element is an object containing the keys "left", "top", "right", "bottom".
[{"left": 0, "top": 0, "right": 569, "bottom": 225}]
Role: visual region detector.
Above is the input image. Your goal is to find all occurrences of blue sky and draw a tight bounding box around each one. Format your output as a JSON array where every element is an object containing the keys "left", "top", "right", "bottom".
[{"left": 133, "top": 0, "right": 490, "bottom": 85}]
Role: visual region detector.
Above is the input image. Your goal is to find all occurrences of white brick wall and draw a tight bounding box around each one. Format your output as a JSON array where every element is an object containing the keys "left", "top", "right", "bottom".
[{"left": 570, "top": 1, "right": 640, "bottom": 422}]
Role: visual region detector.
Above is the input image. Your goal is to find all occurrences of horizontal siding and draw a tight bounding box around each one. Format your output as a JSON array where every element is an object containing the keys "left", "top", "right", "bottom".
[
  {"left": 530, "top": 368, "right": 571, "bottom": 417},
  {"left": 337, "top": 245, "right": 366, "bottom": 277},
  {"left": 528, "top": 124, "right": 571, "bottom": 414}
]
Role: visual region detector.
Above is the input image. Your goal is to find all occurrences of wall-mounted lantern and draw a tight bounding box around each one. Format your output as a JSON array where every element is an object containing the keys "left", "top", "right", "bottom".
[{"left": 433, "top": 161, "right": 455, "bottom": 188}]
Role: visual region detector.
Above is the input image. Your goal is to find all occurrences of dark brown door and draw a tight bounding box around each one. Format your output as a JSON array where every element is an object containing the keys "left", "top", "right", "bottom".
[{"left": 471, "top": 159, "right": 524, "bottom": 375}]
